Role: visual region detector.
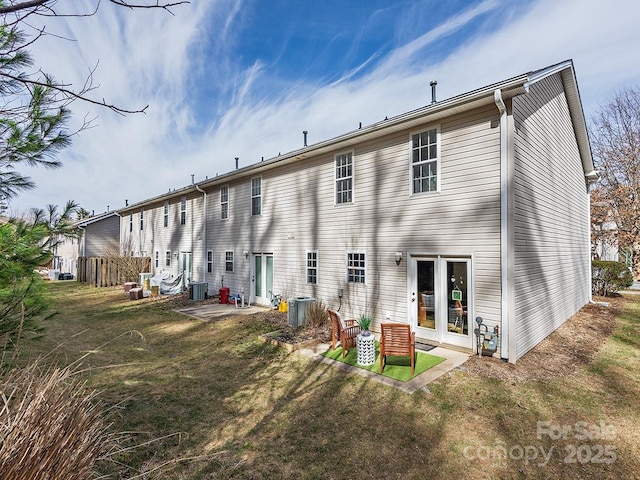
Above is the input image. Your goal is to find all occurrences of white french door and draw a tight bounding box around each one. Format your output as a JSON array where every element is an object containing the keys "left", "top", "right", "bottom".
[
  {"left": 251, "top": 253, "right": 273, "bottom": 305},
  {"left": 180, "top": 251, "right": 193, "bottom": 288},
  {"left": 409, "top": 255, "right": 473, "bottom": 349}
]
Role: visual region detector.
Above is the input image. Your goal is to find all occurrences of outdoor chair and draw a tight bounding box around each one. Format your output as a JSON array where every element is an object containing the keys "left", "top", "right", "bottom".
[
  {"left": 328, "top": 309, "right": 361, "bottom": 358},
  {"left": 379, "top": 323, "right": 416, "bottom": 376}
]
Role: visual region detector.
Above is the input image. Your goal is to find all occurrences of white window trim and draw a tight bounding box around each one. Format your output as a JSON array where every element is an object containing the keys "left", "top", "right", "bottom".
[
  {"left": 225, "top": 250, "right": 234, "bottom": 273},
  {"left": 220, "top": 185, "right": 229, "bottom": 220},
  {"left": 207, "top": 250, "right": 213, "bottom": 274},
  {"left": 155, "top": 251, "right": 159, "bottom": 268},
  {"left": 306, "top": 250, "right": 318, "bottom": 285},
  {"left": 165, "top": 250, "right": 171, "bottom": 267},
  {"left": 409, "top": 125, "right": 441, "bottom": 196},
  {"left": 163, "top": 201, "right": 169, "bottom": 227},
  {"left": 140, "top": 210, "right": 144, "bottom": 230},
  {"left": 180, "top": 196, "right": 187, "bottom": 226},
  {"left": 346, "top": 251, "right": 366, "bottom": 284},
  {"left": 251, "top": 176, "right": 262, "bottom": 216},
  {"left": 334, "top": 150, "right": 354, "bottom": 205}
]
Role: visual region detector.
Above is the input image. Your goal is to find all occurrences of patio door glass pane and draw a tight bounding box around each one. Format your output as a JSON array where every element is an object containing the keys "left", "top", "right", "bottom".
[
  {"left": 446, "top": 261, "right": 468, "bottom": 335},
  {"left": 417, "top": 260, "right": 435, "bottom": 329},
  {"left": 254, "top": 255, "right": 262, "bottom": 298},
  {"left": 266, "top": 255, "right": 273, "bottom": 297}
]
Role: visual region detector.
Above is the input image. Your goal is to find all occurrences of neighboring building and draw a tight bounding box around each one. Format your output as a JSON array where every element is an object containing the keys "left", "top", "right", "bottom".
[
  {"left": 117, "top": 60, "right": 596, "bottom": 363},
  {"left": 50, "top": 234, "right": 80, "bottom": 277},
  {"left": 77, "top": 211, "right": 121, "bottom": 257}
]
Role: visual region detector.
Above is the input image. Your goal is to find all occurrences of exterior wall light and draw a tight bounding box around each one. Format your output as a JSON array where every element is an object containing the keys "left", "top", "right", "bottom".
[
  {"left": 243, "top": 250, "right": 249, "bottom": 259},
  {"left": 395, "top": 252, "right": 402, "bottom": 265}
]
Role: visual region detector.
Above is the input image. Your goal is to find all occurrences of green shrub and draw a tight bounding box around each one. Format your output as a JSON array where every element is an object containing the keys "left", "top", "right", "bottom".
[
  {"left": 592, "top": 260, "right": 633, "bottom": 296},
  {"left": 358, "top": 314, "right": 372, "bottom": 331}
]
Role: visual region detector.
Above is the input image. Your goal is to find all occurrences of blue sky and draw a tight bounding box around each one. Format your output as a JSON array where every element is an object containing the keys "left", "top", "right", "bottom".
[{"left": 8, "top": 0, "right": 640, "bottom": 215}]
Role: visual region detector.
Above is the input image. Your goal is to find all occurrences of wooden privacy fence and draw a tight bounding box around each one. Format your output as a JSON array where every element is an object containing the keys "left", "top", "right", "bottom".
[{"left": 77, "top": 257, "right": 152, "bottom": 287}]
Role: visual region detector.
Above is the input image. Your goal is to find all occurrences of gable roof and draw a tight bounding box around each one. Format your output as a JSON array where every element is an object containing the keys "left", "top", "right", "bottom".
[
  {"left": 118, "top": 59, "right": 594, "bottom": 213},
  {"left": 76, "top": 211, "right": 120, "bottom": 228}
]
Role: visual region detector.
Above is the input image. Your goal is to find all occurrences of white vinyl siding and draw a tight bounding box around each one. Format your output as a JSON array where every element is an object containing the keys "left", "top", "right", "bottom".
[
  {"left": 511, "top": 73, "right": 590, "bottom": 360},
  {"left": 202, "top": 103, "right": 501, "bottom": 330},
  {"left": 119, "top": 192, "right": 205, "bottom": 279}
]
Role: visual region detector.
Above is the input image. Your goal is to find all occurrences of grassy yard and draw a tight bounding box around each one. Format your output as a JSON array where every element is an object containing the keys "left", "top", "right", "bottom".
[{"left": 10, "top": 282, "right": 640, "bottom": 479}]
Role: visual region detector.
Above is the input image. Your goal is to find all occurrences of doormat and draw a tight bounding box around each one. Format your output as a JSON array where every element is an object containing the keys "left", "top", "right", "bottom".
[{"left": 321, "top": 343, "right": 446, "bottom": 382}]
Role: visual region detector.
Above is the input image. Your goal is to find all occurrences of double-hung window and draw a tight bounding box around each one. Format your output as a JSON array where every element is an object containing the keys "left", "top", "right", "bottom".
[
  {"left": 180, "top": 197, "right": 187, "bottom": 225},
  {"left": 335, "top": 152, "right": 353, "bottom": 204},
  {"left": 129, "top": 214, "right": 133, "bottom": 232},
  {"left": 306, "top": 251, "right": 318, "bottom": 284},
  {"left": 220, "top": 186, "right": 228, "bottom": 220},
  {"left": 251, "top": 178, "right": 261, "bottom": 216},
  {"left": 347, "top": 252, "right": 366, "bottom": 284},
  {"left": 165, "top": 251, "right": 171, "bottom": 267},
  {"left": 207, "top": 250, "right": 213, "bottom": 273},
  {"left": 411, "top": 127, "right": 439, "bottom": 194},
  {"left": 163, "top": 201, "right": 169, "bottom": 227},
  {"left": 225, "top": 251, "right": 234, "bottom": 272},
  {"left": 155, "top": 251, "right": 159, "bottom": 268},
  {"left": 140, "top": 210, "right": 144, "bottom": 230}
]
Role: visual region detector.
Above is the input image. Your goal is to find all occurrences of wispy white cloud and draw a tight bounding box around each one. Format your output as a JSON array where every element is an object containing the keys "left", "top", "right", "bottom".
[{"left": 9, "top": 0, "right": 640, "bottom": 217}]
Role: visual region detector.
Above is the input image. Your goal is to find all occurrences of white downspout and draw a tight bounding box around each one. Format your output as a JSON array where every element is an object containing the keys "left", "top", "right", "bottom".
[
  {"left": 494, "top": 89, "right": 514, "bottom": 362},
  {"left": 195, "top": 185, "right": 207, "bottom": 282}
]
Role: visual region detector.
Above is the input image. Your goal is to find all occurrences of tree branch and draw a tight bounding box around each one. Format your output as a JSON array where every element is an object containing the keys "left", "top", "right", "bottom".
[{"left": 0, "top": 70, "right": 149, "bottom": 115}]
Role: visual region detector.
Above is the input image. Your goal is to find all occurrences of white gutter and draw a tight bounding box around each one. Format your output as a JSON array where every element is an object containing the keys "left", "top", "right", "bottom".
[
  {"left": 494, "top": 89, "right": 514, "bottom": 362},
  {"left": 195, "top": 184, "right": 207, "bottom": 282}
]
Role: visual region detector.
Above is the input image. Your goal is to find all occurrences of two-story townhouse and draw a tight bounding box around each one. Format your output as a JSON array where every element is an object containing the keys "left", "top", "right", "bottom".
[
  {"left": 115, "top": 60, "right": 595, "bottom": 363},
  {"left": 118, "top": 188, "right": 205, "bottom": 288}
]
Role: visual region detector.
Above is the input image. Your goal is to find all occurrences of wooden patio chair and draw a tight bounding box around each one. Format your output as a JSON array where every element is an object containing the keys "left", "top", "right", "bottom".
[
  {"left": 380, "top": 323, "right": 416, "bottom": 376},
  {"left": 328, "top": 309, "right": 361, "bottom": 358}
]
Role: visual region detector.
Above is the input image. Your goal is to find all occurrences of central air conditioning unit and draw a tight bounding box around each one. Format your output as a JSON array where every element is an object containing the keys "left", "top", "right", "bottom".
[
  {"left": 189, "top": 282, "right": 208, "bottom": 301},
  {"left": 287, "top": 297, "right": 315, "bottom": 326}
]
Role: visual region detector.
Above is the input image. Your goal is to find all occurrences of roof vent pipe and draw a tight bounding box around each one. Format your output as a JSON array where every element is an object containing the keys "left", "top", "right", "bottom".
[
  {"left": 430, "top": 80, "right": 437, "bottom": 104},
  {"left": 125, "top": 199, "right": 128, "bottom": 206},
  {"left": 303, "top": 130, "right": 308, "bottom": 147},
  {"left": 191, "top": 174, "right": 195, "bottom": 184},
  {"left": 235, "top": 157, "right": 239, "bottom": 169}
]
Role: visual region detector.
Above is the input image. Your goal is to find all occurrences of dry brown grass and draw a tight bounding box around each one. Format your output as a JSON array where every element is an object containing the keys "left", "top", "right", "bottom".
[
  {"left": 8, "top": 283, "right": 639, "bottom": 479},
  {"left": 464, "top": 296, "right": 620, "bottom": 381},
  {"left": 0, "top": 359, "right": 113, "bottom": 480}
]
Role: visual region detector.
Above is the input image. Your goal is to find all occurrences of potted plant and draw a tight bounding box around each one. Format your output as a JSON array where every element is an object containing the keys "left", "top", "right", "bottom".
[{"left": 358, "top": 314, "right": 373, "bottom": 336}]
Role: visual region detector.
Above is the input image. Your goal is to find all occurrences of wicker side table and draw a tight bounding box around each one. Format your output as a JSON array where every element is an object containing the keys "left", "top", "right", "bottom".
[{"left": 356, "top": 332, "right": 376, "bottom": 366}]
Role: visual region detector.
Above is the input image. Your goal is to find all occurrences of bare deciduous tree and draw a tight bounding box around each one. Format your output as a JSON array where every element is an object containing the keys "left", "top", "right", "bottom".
[{"left": 590, "top": 86, "right": 640, "bottom": 279}]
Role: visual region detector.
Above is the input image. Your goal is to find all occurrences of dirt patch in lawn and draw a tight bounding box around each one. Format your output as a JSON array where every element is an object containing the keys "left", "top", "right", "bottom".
[{"left": 463, "top": 296, "right": 622, "bottom": 382}]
